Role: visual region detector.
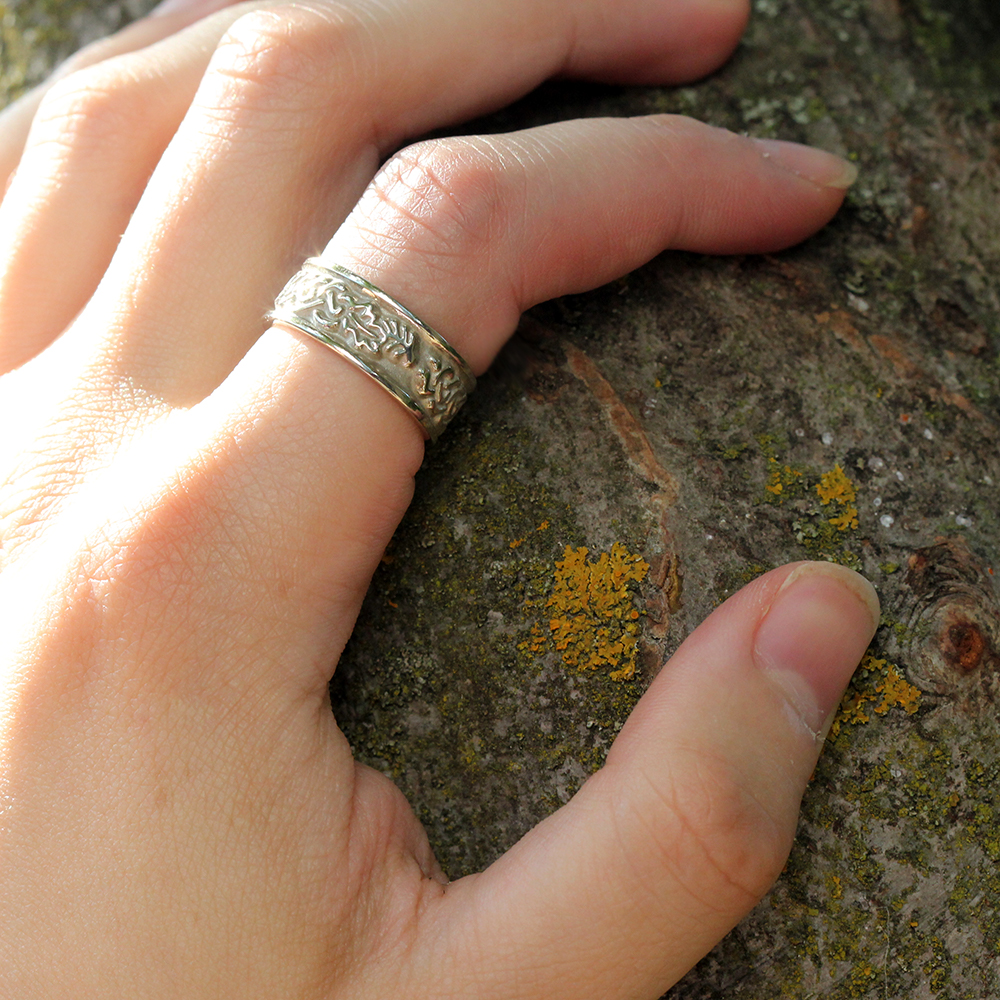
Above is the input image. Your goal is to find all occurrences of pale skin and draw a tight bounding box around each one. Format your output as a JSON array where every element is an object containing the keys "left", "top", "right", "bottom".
[{"left": 0, "top": 0, "right": 881, "bottom": 996}]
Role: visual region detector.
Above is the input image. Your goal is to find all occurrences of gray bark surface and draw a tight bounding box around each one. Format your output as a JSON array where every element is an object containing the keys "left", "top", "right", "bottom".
[{"left": 3, "top": 0, "right": 999, "bottom": 995}]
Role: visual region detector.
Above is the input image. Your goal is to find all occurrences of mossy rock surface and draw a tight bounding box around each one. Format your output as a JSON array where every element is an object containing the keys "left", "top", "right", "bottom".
[{"left": 4, "top": 0, "right": 999, "bottom": 995}]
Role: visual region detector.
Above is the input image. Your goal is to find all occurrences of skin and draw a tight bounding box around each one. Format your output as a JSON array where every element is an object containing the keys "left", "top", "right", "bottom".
[{"left": 0, "top": 0, "right": 879, "bottom": 996}]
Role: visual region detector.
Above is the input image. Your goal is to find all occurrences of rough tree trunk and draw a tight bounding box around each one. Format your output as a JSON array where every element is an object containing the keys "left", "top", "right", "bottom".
[{"left": 3, "top": 0, "right": 999, "bottom": 995}]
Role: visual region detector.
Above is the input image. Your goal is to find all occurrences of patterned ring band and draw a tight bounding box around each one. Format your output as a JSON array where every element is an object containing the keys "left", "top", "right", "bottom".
[{"left": 269, "top": 259, "right": 476, "bottom": 442}]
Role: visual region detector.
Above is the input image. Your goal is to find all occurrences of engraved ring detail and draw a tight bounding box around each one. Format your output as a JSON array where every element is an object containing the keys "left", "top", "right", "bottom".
[{"left": 269, "top": 260, "right": 476, "bottom": 441}]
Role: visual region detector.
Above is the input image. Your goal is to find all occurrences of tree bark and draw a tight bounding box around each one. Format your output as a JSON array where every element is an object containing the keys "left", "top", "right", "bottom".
[{"left": 4, "top": 0, "right": 999, "bottom": 995}]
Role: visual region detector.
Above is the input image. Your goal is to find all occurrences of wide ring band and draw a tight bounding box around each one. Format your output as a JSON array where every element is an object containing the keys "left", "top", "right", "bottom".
[{"left": 269, "top": 259, "right": 476, "bottom": 442}]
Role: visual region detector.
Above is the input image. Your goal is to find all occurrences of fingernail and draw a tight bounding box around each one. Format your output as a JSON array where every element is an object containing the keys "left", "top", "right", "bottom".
[
  {"left": 754, "top": 563, "right": 880, "bottom": 738},
  {"left": 751, "top": 138, "right": 859, "bottom": 190}
]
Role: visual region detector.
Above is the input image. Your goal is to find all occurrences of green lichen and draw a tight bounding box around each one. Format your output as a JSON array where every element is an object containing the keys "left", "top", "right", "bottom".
[
  {"left": 764, "top": 457, "right": 806, "bottom": 499},
  {"left": 769, "top": 704, "right": 1000, "bottom": 997},
  {"left": 717, "top": 441, "right": 750, "bottom": 460},
  {"left": 756, "top": 444, "right": 865, "bottom": 567},
  {"left": 901, "top": 0, "right": 1000, "bottom": 105}
]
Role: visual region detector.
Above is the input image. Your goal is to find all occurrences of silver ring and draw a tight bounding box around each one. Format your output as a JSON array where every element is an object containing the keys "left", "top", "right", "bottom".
[{"left": 269, "top": 259, "right": 476, "bottom": 442}]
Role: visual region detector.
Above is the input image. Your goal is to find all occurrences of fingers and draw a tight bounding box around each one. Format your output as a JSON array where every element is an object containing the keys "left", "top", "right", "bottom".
[
  {"left": 424, "top": 562, "right": 879, "bottom": 1000},
  {"left": 149, "top": 116, "right": 856, "bottom": 701},
  {"left": 0, "top": 2, "right": 234, "bottom": 187},
  {"left": 0, "top": 9, "right": 250, "bottom": 373},
  {"left": 1, "top": 0, "right": 751, "bottom": 384},
  {"left": 0, "top": 109, "right": 857, "bottom": 710},
  {"left": 0, "top": 0, "right": 747, "bottom": 185}
]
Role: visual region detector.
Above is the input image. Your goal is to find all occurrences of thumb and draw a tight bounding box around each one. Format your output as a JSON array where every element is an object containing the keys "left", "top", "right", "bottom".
[{"left": 424, "top": 561, "right": 879, "bottom": 1000}]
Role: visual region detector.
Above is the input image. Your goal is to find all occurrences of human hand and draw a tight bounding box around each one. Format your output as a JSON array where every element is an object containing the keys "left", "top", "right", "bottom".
[{"left": 0, "top": 0, "right": 878, "bottom": 996}]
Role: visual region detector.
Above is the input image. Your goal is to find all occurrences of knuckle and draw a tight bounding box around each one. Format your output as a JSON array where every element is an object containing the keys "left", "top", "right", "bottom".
[
  {"left": 357, "top": 139, "right": 510, "bottom": 274},
  {"left": 612, "top": 752, "right": 791, "bottom": 917},
  {"left": 206, "top": 4, "right": 370, "bottom": 119},
  {"left": 34, "top": 62, "right": 146, "bottom": 158}
]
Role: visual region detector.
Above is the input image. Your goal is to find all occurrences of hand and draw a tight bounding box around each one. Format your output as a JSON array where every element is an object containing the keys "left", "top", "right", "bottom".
[{"left": 0, "top": 0, "right": 878, "bottom": 996}]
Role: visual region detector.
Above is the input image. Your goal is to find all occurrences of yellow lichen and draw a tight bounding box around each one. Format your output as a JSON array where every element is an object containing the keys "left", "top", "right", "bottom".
[
  {"left": 871, "top": 658, "right": 922, "bottom": 716},
  {"left": 766, "top": 458, "right": 784, "bottom": 495},
  {"left": 828, "top": 873, "right": 844, "bottom": 900},
  {"left": 817, "top": 465, "right": 859, "bottom": 531},
  {"left": 541, "top": 543, "right": 649, "bottom": 681},
  {"left": 764, "top": 457, "right": 804, "bottom": 499},
  {"left": 830, "top": 654, "right": 922, "bottom": 737},
  {"left": 835, "top": 690, "right": 872, "bottom": 730},
  {"left": 817, "top": 465, "right": 856, "bottom": 503}
]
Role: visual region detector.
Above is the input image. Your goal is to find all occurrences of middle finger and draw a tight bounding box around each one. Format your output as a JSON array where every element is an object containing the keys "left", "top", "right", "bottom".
[{"left": 49, "top": 0, "right": 748, "bottom": 404}]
